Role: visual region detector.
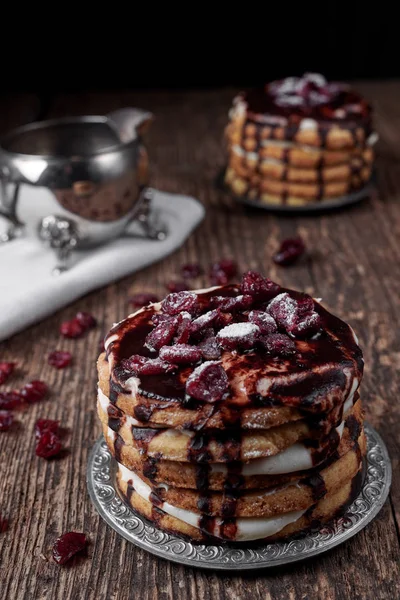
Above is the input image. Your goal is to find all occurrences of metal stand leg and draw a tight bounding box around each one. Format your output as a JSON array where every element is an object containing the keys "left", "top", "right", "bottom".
[
  {"left": 0, "top": 183, "right": 25, "bottom": 243},
  {"left": 129, "top": 188, "right": 168, "bottom": 241}
]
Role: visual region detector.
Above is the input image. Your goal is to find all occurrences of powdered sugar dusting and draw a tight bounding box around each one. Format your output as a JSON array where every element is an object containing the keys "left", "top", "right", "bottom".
[
  {"left": 218, "top": 322, "right": 259, "bottom": 339},
  {"left": 267, "top": 293, "right": 298, "bottom": 328}
]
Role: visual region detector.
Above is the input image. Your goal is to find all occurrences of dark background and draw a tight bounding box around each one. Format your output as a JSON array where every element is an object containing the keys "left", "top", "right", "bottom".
[{"left": 0, "top": 13, "right": 398, "bottom": 93}]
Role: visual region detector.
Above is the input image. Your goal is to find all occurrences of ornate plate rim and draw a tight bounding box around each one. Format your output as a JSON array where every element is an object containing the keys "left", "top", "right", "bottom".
[
  {"left": 215, "top": 167, "right": 376, "bottom": 214},
  {"left": 86, "top": 422, "right": 391, "bottom": 571}
]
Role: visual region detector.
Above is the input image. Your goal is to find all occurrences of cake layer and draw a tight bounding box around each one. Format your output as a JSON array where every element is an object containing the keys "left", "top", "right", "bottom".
[
  {"left": 102, "top": 397, "right": 363, "bottom": 490},
  {"left": 116, "top": 464, "right": 364, "bottom": 542},
  {"left": 228, "top": 145, "right": 373, "bottom": 183},
  {"left": 113, "top": 424, "right": 364, "bottom": 518},
  {"left": 97, "top": 392, "right": 359, "bottom": 463},
  {"left": 102, "top": 282, "right": 363, "bottom": 431},
  {"left": 97, "top": 354, "right": 304, "bottom": 430}
]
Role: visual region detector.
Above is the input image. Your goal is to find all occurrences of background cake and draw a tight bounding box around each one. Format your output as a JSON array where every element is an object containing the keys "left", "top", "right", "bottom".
[
  {"left": 97, "top": 272, "right": 365, "bottom": 543},
  {"left": 224, "top": 73, "right": 377, "bottom": 206}
]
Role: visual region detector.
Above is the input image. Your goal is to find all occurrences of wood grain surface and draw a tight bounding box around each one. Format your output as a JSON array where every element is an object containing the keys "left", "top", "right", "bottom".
[{"left": 0, "top": 83, "right": 399, "bottom": 600}]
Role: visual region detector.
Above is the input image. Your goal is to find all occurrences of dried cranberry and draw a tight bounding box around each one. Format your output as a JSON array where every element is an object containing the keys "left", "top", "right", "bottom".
[
  {"left": 161, "top": 291, "right": 199, "bottom": 316},
  {"left": 151, "top": 313, "right": 173, "bottom": 326},
  {"left": 215, "top": 311, "right": 234, "bottom": 328},
  {"left": 159, "top": 344, "right": 202, "bottom": 364},
  {"left": 267, "top": 292, "right": 321, "bottom": 338},
  {"left": 76, "top": 311, "right": 97, "bottom": 330},
  {"left": 210, "top": 294, "right": 253, "bottom": 312},
  {"left": 0, "top": 391, "right": 23, "bottom": 410},
  {"left": 121, "top": 355, "right": 176, "bottom": 376},
  {"left": 186, "top": 361, "right": 229, "bottom": 403},
  {"left": 0, "top": 515, "right": 8, "bottom": 532},
  {"left": 52, "top": 532, "right": 87, "bottom": 565},
  {"left": 267, "top": 293, "right": 298, "bottom": 331},
  {"left": 129, "top": 293, "right": 159, "bottom": 307},
  {"left": 174, "top": 312, "right": 192, "bottom": 344},
  {"left": 198, "top": 331, "right": 222, "bottom": 360},
  {"left": 241, "top": 271, "right": 280, "bottom": 299},
  {"left": 35, "top": 419, "right": 60, "bottom": 439},
  {"left": 181, "top": 263, "right": 203, "bottom": 279},
  {"left": 48, "top": 351, "right": 72, "bottom": 369},
  {"left": 209, "top": 259, "right": 238, "bottom": 284},
  {"left": 273, "top": 237, "right": 306, "bottom": 266},
  {"left": 60, "top": 318, "right": 85, "bottom": 339},
  {"left": 35, "top": 430, "right": 62, "bottom": 458},
  {"left": 0, "top": 362, "right": 16, "bottom": 385},
  {"left": 145, "top": 317, "right": 179, "bottom": 351},
  {"left": 217, "top": 322, "right": 260, "bottom": 350},
  {"left": 0, "top": 410, "right": 14, "bottom": 431},
  {"left": 261, "top": 333, "right": 296, "bottom": 356},
  {"left": 166, "top": 281, "right": 189, "bottom": 293},
  {"left": 190, "top": 309, "right": 221, "bottom": 336},
  {"left": 20, "top": 381, "right": 48, "bottom": 404},
  {"left": 98, "top": 338, "right": 105, "bottom": 353},
  {"left": 209, "top": 268, "right": 229, "bottom": 285},
  {"left": 248, "top": 310, "right": 278, "bottom": 334}
]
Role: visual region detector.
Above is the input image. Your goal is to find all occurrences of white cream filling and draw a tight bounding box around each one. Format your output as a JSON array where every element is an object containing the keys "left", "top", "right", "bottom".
[{"left": 118, "top": 463, "right": 305, "bottom": 541}]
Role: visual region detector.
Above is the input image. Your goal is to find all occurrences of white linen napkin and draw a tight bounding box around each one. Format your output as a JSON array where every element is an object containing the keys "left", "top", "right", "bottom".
[{"left": 0, "top": 185, "right": 205, "bottom": 341}]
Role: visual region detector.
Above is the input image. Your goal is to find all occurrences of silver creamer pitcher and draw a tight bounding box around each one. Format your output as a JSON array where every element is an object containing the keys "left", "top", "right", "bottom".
[{"left": 0, "top": 107, "right": 167, "bottom": 273}]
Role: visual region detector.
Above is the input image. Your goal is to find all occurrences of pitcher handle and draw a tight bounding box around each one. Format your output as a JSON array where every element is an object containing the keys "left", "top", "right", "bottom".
[{"left": 106, "top": 108, "right": 154, "bottom": 144}]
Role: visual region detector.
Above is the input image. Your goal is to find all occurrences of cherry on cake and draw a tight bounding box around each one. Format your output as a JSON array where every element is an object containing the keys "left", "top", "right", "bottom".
[{"left": 96, "top": 271, "right": 365, "bottom": 543}]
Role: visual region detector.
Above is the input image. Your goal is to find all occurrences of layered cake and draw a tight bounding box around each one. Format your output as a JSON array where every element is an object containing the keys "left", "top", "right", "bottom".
[
  {"left": 224, "top": 73, "right": 376, "bottom": 206},
  {"left": 96, "top": 271, "right": 366, "bottom": 543}
]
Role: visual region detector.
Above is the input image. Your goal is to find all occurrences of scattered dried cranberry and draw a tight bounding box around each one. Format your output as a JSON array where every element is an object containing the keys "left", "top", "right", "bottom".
[
  {"left": 52, "top": 532, "right": 88, "bottom": 565},
  {"left": 198, "top": 331, "right": 222, "bottom": 360},
  {"left": 20, "top": 381, "right": 48, "bottom": 404},
  {"left": 241, "top": 271, "right": 280, "bottom": 300},
  {"left": 210, "top": 294, "right": 253, "bottom": 312},
  {"left": 291, "top": 309, "right": 321, "bottom": 338},
  {"left": 248, "top": 310, "right": 278, "bottom": 334},
  {"left": 35, "top": 430, "right": 62, "bottom": 458},
  {"left": 267, "top": 293, "right": 298, "bottom": 331},
  {"left": 186, "top": 361, "right": 229, "bottom": 403},
  {"left": 217, "top": 322, "right": 260, "bottom": 350},
  {"left": 0, "top": 410, "right": 14, "bottom": 431},
  {"left": 166, "top": 281, "right": 189, "bottom": 293},
  {"left": 60, "top": 318, "right": 85, "bottom": 339},
  {"left": 190, "top": 309, "right": 221, "bottom": 336},
  {"left": 159, "top": 344, "right": 202, "bottom": 364},
  {"left": 174, "top": 312, "right": 192, "bottom": 344},
  {"left": 162, "top": 291, "right": 199, "bottom": 316},
  {"left": 35, "top": 419, "right": 59, "bottom": 439},
  {"left": 209, "top": 260, "right": 238, "bottom": 285},
  {"left": 0, "top": 391, "right": 23, "bottom": 410},
  {"left": 0, "top": 362, "right": 16, "bottom": 385},
  {"left": 121, "top": 355, "right": 176, "bottom": 376},
  {"left": 129, "top": 293, "right": 159, "bottom": 307},
  {"left": 181, "top": 263, "right": 203, "bottom": 279},
  {"left": 76, "top": 311, "right": 97, "bottom": 330},
  {"left": 0, "top": 515, "right": 8, "bottom": 533},
  {"left": 273, "top": 238, "right": 305, "bottom": 267},
  {"left": 145, "top": 317, "right": 179, "bottom": 351},
  {"left": 48, "top": 351, "right": 72, "bottom": 369},
  {"left": 261, "top": 333, "right": 296, "bottom": 356}
]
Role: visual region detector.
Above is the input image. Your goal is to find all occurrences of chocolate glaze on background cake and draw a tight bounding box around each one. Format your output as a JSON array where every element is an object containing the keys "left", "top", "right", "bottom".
[{"left": 97, "top": 271, "right": 366, "bottom": 543}]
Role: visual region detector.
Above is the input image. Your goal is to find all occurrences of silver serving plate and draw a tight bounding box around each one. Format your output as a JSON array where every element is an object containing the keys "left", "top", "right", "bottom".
[
  {"left": 0, "top": 108, "right": 167, "bottom": 273},
  {"left": 87, "top": 422, "right": 391, "bottom": 571}
]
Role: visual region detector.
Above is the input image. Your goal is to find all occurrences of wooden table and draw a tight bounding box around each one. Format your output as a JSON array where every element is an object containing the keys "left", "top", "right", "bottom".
[{"left": 0, "top": 83, "right": 399, "bottom": 600}]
